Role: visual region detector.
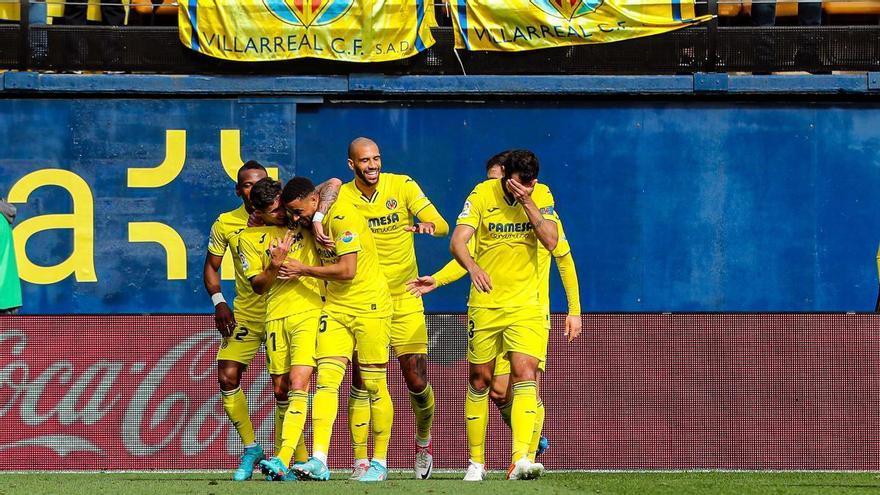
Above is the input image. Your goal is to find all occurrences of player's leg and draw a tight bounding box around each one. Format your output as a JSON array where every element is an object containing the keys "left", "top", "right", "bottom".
[
  {"left": 354, "top": 316, "right": 393, "bottom": 482},
  {"left": 393, "top": 310, "right": 434, "bottom": 479},
  {"left": 528, "top": 369, "right": 548, "bottom": 461},
  {"left": 505, "top": 309, "right": 547, "bottom": 480},
  {"left": 490, "top": 356, "right": 512, "bottom": 428},
  {"left": 348, "top": 352, "right": 371, "bottom": 479},
  {"left": 294, "top": 312, "right": 354, "bottom": 481},
  {"left": 265, "top": 319, "right": 293, "bottom": 458},
  {"left": 216, "top": 320, "right": 265, "bottom": 481},
  {"left": 262, "top": 312, "right": 317, "bottom": 480},
  {"left": 463, "top": 307, "right": 502, "bottom": 481}
]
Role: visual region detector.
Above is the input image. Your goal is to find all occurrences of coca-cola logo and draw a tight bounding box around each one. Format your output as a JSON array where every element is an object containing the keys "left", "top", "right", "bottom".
[{"left": 0, "top": 328, "right": 277, "bottom": 459}]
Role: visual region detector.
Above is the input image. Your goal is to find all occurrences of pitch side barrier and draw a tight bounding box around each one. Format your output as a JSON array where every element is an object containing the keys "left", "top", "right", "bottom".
[{"left": 0, "top": 313, "right": 876, "bottom": 471}]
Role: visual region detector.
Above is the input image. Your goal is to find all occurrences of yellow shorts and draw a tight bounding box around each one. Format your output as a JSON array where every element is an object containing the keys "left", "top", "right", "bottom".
[
  {"left": 391, "top": 297, "right": 428, "bottom": 356},
  {"left": 316, "top": 311, "right": 391, "bottom": 365},
  {"left": 216, "top": 319, "right": 266, "bottom": 368},
  {"left": 265, "top": 310, "right": 321, "bottom": 374},
  {"left": 467, "top": 306, "right": 546, "bottom": 365},
  {"left": 493, "top": 311, "right": 550, "bottom": 375}
]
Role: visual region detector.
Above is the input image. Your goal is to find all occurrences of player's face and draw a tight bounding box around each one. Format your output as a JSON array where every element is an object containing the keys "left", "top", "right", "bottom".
[
  {"left": 236, "top": 169, "right": 269, "bottom": 208},
  {"left": 257, "top": 197, "right": 287, "bottom": 226},
  {"left": 284, "top": 193, "right": 319, "bottom": 224},
  {"left": 486, "top": 164, "right": 503, "bottom": 180},
  {"left": 348, "top": 143, "right": 382, "bottom": 186}
]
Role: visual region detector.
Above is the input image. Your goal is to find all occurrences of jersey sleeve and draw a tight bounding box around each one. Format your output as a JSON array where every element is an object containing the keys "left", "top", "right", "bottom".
[
  {"left": 207, "top": 218, "right": 227, "bottom": 257},
  {"left": 555, "top": 252, "right": 582, "bottom": 315},
  {"left": 402, "top": 176, "right": 433, "bottom": 216},
  {"left": 238, "top": 234, "right": 264, "bottom": 280},
  {"left": 550, "top": 214, "right": 571, "bottom": 258},
  {"left": 456, "top": 186, "right": 484, "bottom": 230},
  {"left": 332, "top": 214, "right": 364, "bottom": 257},
  {"left": 534, "top": 185, "right": 558, "bottom": 223}
]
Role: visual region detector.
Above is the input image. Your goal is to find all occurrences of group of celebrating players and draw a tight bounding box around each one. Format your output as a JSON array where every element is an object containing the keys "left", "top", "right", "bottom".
[{"left": 202, "top": 137, "right": 582, "bottom": 482}]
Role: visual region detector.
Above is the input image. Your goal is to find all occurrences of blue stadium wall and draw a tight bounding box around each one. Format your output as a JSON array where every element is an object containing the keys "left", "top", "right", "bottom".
[{"left": 1, "top": 81, "right": 879, "bottom": 313}]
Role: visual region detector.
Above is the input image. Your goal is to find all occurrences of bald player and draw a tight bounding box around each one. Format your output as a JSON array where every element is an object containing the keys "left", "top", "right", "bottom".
[{"left": 316, "top": 138, "right": 449, "bottom": 479}]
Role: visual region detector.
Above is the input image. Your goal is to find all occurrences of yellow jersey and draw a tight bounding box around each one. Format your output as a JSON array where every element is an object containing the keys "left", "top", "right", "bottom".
[
  {"left": 207, "top": 205, "right": 265, "bottom": 322},
  {"left": 456, "top": 179, "right": 557, "bottom": 309},
  {"left": 317, "top": 201, "right": 392, "bottom": 318},
  {"left": 338, "top": 173, "right": 433, "bottom": 309},
  {"left": 238, "top": 225, "right": 325, "bottom": 322}
]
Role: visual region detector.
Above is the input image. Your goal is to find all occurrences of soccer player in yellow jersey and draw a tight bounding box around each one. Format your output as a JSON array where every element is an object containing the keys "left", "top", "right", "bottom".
[
  {"left": 233, "top": 178, "right": 324, "bottom": 481},
  {"left": 449, "top": 150, "right": 560, "bottom": 481},
  {"left": 407, "top": 151, "right": 583, "bottom": 469},
  {"left": 327, "top": 137, "right": 448, "bottom": 479},
  {"left": 203, "top": 161, "right": 271, "bottom": 481},
  {"left": 280, "top": 176, "right": 395, "bottom": 483}
]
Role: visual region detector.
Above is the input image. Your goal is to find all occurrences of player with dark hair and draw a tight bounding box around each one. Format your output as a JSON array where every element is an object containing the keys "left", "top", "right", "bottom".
[
  {"left": 279, "top": 176, "right": 395, "bottom": 483},
  {"left": 318, "top": 137, "right": 449, "bottom": 480},
  {"left": 446, "top": 149, "right": 559, "bottom": 480},
  {"left": 203, "top": 160, "right": 271, "bottom": 481}
]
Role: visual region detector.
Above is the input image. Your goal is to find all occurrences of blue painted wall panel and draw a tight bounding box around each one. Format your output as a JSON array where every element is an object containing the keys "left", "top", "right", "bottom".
[{"left": 1, "top": 98, "right": 878, "bottom": 313}]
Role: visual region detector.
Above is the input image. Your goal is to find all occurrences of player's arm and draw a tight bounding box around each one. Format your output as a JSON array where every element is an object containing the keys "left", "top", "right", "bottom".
[
  {"left": 403, "top": 177, "right": 450, "bottom": 236},
  {"left": 452, "top": 189, "right": 491, "bottom": 292},
  {"left": 407, "top": 237, "right": 473, "bottom": 296},
  {"left": 286, "top": 252, "right": 357, "bottom": 281},
  {"left": 249, "top": 231, "right": 294, "bottom": 295},
  {"left": 507, "top": 179, "right": 558, "bottom": 251},
  {"left": 311, "top": 177, "right": 343, "bottom": 247},
  {"left": 203, "top": 221, "right": 235, "bottom": 337},
  {"left": 555, "top": 253, "right": 582, "bottom": 342}
]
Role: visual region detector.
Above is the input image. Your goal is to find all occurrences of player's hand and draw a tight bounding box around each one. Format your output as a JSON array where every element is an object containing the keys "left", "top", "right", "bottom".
[
  {"left": 468, "top": 265, "right": 493, "bottom": 293},
  {"left": 214, "top": 302, "right": 236, "bottom": 338},
  {"left": 564, "top": 314, "right": 582, "bottom": 342},
  {"left": 247, "top": 211, "right": 264, "bottom": 227},
  {"left": 405, "top": 223, "right": 436, "bottom": 235},
  {"left": 406, "top": 275, "right": 437, "bottom": 297},
  {"left": 278, "top": 259, "right": 305, "bottom": 280},
  {"left": 269, "top": 231, "right": 294, "bottom": 269},
  {"left": 507, "top": 177, "right": 537, "bottom": 204},
  {"left": 311, "top": 220, "right": 334, "bottom": 248}
]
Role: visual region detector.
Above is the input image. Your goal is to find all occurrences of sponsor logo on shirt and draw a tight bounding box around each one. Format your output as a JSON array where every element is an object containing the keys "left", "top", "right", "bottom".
[
  {"left": 458, "top": 201, "right": 472, "bottom": 219},
  {"left": 341, "top": 231, "right": 355, "bottom": 243}
]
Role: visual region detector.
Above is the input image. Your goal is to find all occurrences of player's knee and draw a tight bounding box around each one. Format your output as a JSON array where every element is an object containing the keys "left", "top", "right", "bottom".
[
  {"left": 401, "top": 361, "right": 428, "bottom": 393},
  {"left": 272, "top": 381, "right": 289, "bottom": 401},
  {"left": 217, "top": 368, "right": 241, "bottom": 391},
  {"left": 469, "top": 367, "right": 493, "bottom": 391}
]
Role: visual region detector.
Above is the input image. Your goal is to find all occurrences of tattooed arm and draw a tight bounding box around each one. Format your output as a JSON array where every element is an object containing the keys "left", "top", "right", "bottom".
[{"left": 312, "top": 177, "right": 342, "bottom": 247}]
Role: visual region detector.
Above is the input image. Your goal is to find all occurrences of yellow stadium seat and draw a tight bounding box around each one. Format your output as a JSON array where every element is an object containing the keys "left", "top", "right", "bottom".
[
  {"left": 132, "top": 0, "right": 177, "bottom": 16},
  {"left": 719, "top": 1, "right": 744, "bottom": 16},
  {"left": 823, "top": 0, "right": 880, "bottom": 14},
  {"left": 0, "top": 1, "right": 20, "bottom": 22}
]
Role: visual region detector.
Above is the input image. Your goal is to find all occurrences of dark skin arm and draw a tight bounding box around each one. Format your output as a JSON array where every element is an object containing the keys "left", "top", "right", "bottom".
[
  {"left": 281, "top": 252, "right": 357, "bottom": 281},
  {"left": 312, "top": 178, "right": 343, "bottom": 247},
  {"left": 203, "top": 252, "right": 235, "bottom": 337}
]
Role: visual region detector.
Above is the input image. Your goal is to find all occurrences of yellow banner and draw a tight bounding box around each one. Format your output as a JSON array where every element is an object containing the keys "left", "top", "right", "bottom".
[
  {"left": 179, "top": 0, "right": 435, "bottom": 62},
  {"left": 450, "top": 0, "right": 712, "bottom": 51}
]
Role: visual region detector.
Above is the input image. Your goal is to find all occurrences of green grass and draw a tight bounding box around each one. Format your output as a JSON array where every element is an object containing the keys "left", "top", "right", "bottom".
[{"left": 2, "top": 472, "right": 880, "bottom": 495}]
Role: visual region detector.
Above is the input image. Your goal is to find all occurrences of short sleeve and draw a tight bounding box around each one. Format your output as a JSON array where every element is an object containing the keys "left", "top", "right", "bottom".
[
  {"left": 456, "top": 187, "right": 483, "bottom": 230},
  {"left": 207, "top": 219, "right": 227, "bottom": 257},
  {"left": 401, "top": 176, "right": 432, "bottom": 216},
  {"left": 238, "top": 234, "right": 263, "bottom": 280},
  {"left": 332, "top": 214, "right": 364, "bottom": 257}
]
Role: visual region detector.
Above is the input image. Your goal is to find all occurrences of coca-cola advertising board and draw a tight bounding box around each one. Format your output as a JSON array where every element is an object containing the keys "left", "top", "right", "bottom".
[{"left": 1, "top": 314, "right": 877, "bottom": 470}]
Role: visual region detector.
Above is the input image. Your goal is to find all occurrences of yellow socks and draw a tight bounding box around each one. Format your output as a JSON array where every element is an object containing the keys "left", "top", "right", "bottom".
[
  {"left": 360, "top": 367, "right": 394, "bottom": 462},
  {"left": 498, "top": 400, "right": 513, "bottom": 429},
  {"left": 294, "top": 427, "right": 309, "bottom": 464},
  {"left": 348, "top": 386, "right": 371, "bottom": 461},
  {"left": 528, "top": 399, "right": 546, "bottom": 462},
  {"left": 221, "top": 387, "right": 256, "bottom": 447},
  {"left": 465, "top": 384, "right": 489, "bottom": 464},
  {"left": 311, "top": 360, "right": 347, "bottom": 459},
  {"left": 274, "top": 399, "right": 289, "bottom": 454},
  {"left": 409, "top": 383, "right": 435, "bottom": 446},
  {"left": 511, "top": 381, "right": 538, "bottom": 463},
  {"left": 276, "top": 391, "right": 308, "bottom": 467}
]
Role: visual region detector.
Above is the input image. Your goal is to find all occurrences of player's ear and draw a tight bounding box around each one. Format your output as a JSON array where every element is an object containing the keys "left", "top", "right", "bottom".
[{"left": 347, "top": 158, "right": 355, "bottom": 172}]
